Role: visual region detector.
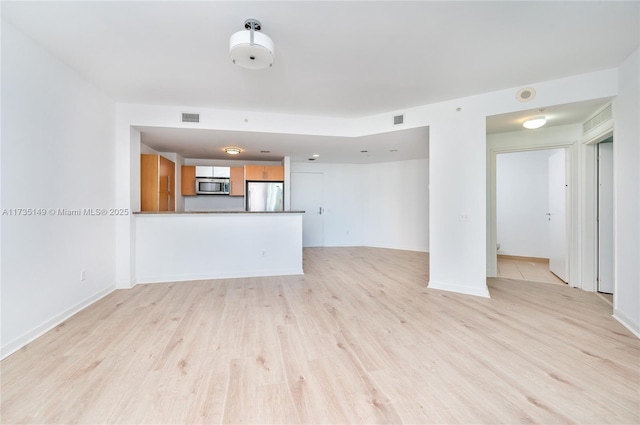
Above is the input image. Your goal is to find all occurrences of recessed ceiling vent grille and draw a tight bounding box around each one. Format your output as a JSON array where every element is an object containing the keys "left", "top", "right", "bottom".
[
  {"left": 393, "top": 114, "right": 404, "bottom": 125},
  {"left": 182, "top": 113, "right": 200, "bottom": 123},
  {"left": 583, "top": 104, "right": 612, "bottom": 134}
]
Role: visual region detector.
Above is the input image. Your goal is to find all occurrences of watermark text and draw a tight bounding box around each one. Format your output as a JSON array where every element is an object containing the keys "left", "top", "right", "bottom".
[{"left": 2, "top": 208, "right": 130, "bottom": 217}]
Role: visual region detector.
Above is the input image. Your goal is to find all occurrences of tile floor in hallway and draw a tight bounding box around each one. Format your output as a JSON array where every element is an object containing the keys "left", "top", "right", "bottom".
[{"left": 496, "top": 255, "right": 566, "bottom": 285}]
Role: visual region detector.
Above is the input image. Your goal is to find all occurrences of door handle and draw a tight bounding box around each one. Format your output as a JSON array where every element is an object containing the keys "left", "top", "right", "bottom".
[{"left": 318, "top": 207, "right": 323, "bottom": 215}]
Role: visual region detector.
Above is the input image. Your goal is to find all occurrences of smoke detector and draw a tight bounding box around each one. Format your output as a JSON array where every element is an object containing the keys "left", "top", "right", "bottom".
[
  {"left": 230, "top": 19, "right": 274, "bottom": 69},
  {"left": 516, "top": 87, "right": 536, "bottom": 102}
]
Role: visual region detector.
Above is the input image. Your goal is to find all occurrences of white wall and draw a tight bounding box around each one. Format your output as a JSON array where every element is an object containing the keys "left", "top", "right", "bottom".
[
  {"left": 427, "top": 107, "right": 490, "bottom": 297},
  {"left": 496, "top": 149, "right": 562, "bottom": 258},
  {"left": 1, "top": 21, "right": 116, "bottom": 358},
  {"left": 136, "top": 213, "right": 303, "bottom": 282},
  {"left": 613, "top": 49, "right": 640, "bottom": 336},
  {"left": 140, "top": 143, "right": 159, "bottom": 155},
  {"left": 289, "top": 159, "right": 429, "bottom": 251},
  {"left": 363, "top": 159, "right": 429, "bottom": 251},
  {"left": 290, "top": 162, "right": 366, "bottom": 247},
  {"left": 172, "top": 153, "right": 185, "bottom": 212}
]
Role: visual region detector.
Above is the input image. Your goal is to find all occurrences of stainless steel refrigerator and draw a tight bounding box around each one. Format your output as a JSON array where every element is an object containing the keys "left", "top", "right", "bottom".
[{"left": 246, "top": 181, "right": 284, "bottom": 211}]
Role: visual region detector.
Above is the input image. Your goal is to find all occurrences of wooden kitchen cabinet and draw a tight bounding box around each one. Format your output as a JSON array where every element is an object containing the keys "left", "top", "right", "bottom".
[
  {"left": 141, "top": 154, "right": 175, "bottom": 212},
  {"left": 181, "top": 165, "right": 196, "bottom": 196},
  {"left": 229, "top": 166, "right": 245, "bottom": 196},
  {"left": 245, "top": 165, "right": 284, "bottom": 181}
]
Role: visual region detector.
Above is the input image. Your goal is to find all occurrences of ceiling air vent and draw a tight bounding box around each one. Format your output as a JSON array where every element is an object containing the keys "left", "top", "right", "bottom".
[
  {"left": 181, "top": 113, "right": 200, "bottom": 123},
  {"left": 393, "top": 114, "right": 404, "bottom": 125},
  {"left": 583, "top": 104, "right": 612, "bottom": 135}
]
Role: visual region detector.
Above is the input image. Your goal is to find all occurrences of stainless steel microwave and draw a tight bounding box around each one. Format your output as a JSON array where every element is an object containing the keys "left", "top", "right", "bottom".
[{"left": 195, "top": 177, "right": 230, "bottom": 195}]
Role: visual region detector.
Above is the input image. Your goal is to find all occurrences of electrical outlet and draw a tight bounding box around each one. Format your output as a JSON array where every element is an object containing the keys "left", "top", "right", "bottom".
[
  {"left": 80, "top": 270, "right": 86, "bottom": 281},
  {"left": 261, "top": 251, "right": 266, "bottom": 257},
  {"left": 460, "top": 213, "right": 470, "bottom": 222}
]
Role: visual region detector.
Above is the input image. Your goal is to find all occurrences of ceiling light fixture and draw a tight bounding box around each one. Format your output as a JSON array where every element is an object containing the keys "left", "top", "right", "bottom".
[
  {"left": 230, "top": 19, "right": 274, "bottom": 69},
  {"left": 224, "top": 147, "right": 242, "bottom": 155},
  {"left": 523, "top": 116, "right": 547, "bottom": 129}
]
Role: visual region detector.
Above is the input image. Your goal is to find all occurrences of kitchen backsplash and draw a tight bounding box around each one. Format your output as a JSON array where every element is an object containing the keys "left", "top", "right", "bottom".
[{"left": 184, "top": 195, "right": 244, "bottom": 212}]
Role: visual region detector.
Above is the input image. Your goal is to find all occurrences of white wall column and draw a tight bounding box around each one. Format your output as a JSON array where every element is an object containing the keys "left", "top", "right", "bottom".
[
  {"left": 428, "top": 107, "right": 489, "bottom": 297},
  {"left": 612, "top": 49, "right": 640, "bottom": 336},
  {"left": 114, "top": 121, "right": 138, "bottom": 289}
]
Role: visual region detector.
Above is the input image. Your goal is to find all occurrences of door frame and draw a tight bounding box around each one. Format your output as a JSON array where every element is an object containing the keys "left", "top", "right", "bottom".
[
  {"left": 596, "top": 139, "right": 614, "bottom": 294},
  {"left": 487, "top": 102, "right": 614, "bottom": 295},
  {"left": 290, "top": 171, "right": 325, "bottom": 247},
  {"left": 487, "top": 140, "right": 577, "bottom": 287},
  {"left": 584, "top": 129, "right": 615, "bottom": 295}
]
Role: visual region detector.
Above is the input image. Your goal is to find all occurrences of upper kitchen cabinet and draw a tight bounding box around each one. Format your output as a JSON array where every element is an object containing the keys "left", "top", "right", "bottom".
[
  {"left": 181, "top": 165, "right": 196, "bottom": 196},
  {"left": 229, "top": 166, "right": 244, "bottom": 196},
  {"left": 245, "top": 165, "right": 284, "bottom": 181},
  {"left": 141, "top": 154, "right": 175, "bottom": 212}
]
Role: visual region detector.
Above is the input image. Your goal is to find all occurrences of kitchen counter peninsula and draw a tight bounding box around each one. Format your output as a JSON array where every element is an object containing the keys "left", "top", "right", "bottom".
[{"left": 134, "top": 211, "right": 304, "bottom": 284}]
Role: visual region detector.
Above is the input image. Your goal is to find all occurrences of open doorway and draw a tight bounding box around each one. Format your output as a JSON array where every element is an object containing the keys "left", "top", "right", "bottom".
[
  {"left": 597, "top": 137, "right": 614, "bottom": 297},
  {"left": 495, "top": 148, "right": 568, "bottom": 285},
  {"left": 487, "top": 98, "right": 615, "bottom": 295}
]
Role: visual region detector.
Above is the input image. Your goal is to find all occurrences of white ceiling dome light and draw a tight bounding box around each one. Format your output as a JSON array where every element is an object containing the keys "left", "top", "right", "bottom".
[
  {"left": 523, "top": 116, "right": 547, "bottom": 129},
  {"left": 230, "top": 19, "right": 274, "bottom": 69}
]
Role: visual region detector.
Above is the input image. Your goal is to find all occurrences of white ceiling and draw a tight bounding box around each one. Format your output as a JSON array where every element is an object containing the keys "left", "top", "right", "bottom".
[
  {"left": 2, "top": 1, "right": 637, "bottom": 162},
  {"left": 137, "top": 125, "right": 430, "bottom": 163}
]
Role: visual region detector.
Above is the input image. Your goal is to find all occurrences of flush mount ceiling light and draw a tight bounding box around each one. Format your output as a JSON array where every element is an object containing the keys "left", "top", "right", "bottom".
[
  {"left": 523, "top": 116, "right": 547, "bottom": 129},
  {"left": 230, "top": 19, "right": 274, "bottom": 69},
  {"left": 224, "top": 147, "right": 242, "bottom": 155}
]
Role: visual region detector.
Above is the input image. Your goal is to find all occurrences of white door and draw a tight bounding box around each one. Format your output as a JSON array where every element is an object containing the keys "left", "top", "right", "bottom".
[
  {"left": 598, "top": 141, "right": 614, "bottom": 293},
  {"left": 290, "top": 172, "right": 324, "bottom": 247},
  {"left": 548, "top": 149, "right": 568, "bottom": 282}
]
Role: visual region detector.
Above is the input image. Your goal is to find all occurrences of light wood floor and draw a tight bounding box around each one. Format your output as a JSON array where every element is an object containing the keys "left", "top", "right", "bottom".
[{"left": 2, "top": 247, "right": 638, "bottom": 424}]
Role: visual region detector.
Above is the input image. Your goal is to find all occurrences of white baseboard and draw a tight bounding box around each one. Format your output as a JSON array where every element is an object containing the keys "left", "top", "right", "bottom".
[
  {"left": 1, "top": 286, "right": 115, "bottom": 360},
  {"left": 613, "top": 308, "right": 640, "bottom": 338},
  {"left": 136, "top": 268, "right": 304, "bottom": 284},
  {"left": 427, "top": 280, "right": 491, "bottom": 298}
]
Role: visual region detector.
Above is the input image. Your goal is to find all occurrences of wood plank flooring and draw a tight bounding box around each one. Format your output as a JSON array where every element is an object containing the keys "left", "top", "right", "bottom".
[{"left": 1, "top": 247, "right": 638, "bottom": 424}]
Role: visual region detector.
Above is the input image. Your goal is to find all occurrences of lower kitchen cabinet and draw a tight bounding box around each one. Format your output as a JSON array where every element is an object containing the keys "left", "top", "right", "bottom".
[{"left": 141, "top": 154, "right": 175, "bottom": 211}]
